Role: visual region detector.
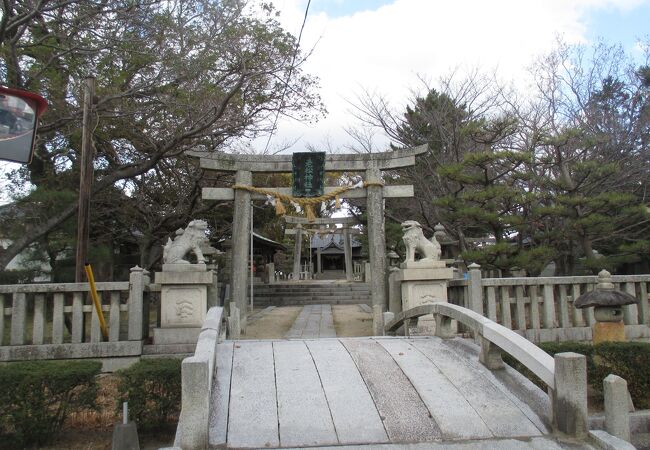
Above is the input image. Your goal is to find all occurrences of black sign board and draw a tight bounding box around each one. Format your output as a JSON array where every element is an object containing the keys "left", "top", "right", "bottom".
[{"left": 292, "top": 152, "right": 325, "bottom": 197}]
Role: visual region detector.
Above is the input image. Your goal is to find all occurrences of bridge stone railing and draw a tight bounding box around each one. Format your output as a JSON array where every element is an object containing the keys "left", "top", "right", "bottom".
[
  {"left": 448, "top": 267, "right": 650, "bottom": 342},
  {"left": 0, "top": 266, "right": 150, "bottom": 364},
  {"left": 175, "top": 306, "right": 223, "bottom": 450},
  {"left": 385, "top": 303, "right": 589, "bottom": 438}
]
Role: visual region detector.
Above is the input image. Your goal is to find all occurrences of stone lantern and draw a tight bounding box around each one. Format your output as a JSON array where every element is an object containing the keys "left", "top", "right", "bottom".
[
  {"left": 387, "top": 250, "right": 400, "bottom": 269},
  {"left": 574, "top": 269, "right": 638, "bottom": 344}
]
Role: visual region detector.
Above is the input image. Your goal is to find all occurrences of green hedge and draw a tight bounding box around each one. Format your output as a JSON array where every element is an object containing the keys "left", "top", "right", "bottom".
[
  {"left": 116, "top": 358, "right": 182, "bottom": 431},
  {"left": 504, "top": 341, "right": 650, "bottom": 409},
  {"left": 0, "top": 360, "right": 101, "bottom": 448}
]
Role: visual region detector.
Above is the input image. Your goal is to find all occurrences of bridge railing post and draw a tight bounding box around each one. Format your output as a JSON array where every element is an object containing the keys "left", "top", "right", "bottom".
[
  {"left": 478, "top": 336, "right": 504, "bottom": 370},
  {"left": 603, "top": 374, "right": 631, "bottom": 442},
  {"left": 180, "top": 357, "right": 210, "bottom": 449},
  {"left": 553, "top": 352, "right": 588, "bottom": 438},
  {"left": 434, "top": 315, "right": 455, "bottom": 339}
]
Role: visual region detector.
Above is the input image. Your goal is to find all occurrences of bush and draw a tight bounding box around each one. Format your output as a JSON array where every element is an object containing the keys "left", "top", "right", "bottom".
[
  {"left": 0, "top": 360, "right": 101, "bottom": 448},
  {"left": 503, "top": 341, "right": 650, "bottom": 409},
  {"left": 116, "top": 358, "right": 182, "bottom": 431},
  {"left": 589, "top": 342, "right": 650, "bottom": 409}
]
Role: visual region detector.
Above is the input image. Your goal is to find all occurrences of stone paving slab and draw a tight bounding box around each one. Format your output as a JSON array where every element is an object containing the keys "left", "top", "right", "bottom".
[
  {"left": 280, "top": 436, "right": 595, "bottom": 449},
  {"left": 306, "top": 339, "right": 387, "bottom": 444},
  {"left": 378, "top": 339, "right": 492, "bottom": 440},
  {"left": 274, "top": 340, "right": 337, "bottom": 447},
  {"left": 285, "top": 304, "right": 336, "bottom": 338},
  {"left": 342, "top": 339, "right": 442, "bottom": 443},
  {"left": 226, "top": 341, "right": 279, "bottom": 448},
  {"left": 411, "top": 339, "right": 542, "bottom": 438},
  {"left": 213, "top": 337, "right": 572, "bottom": 449}
]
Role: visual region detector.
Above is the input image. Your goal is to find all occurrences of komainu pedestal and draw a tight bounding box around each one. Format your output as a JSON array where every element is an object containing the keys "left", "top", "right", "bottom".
[
  {"left": 398, "top": 260, "right": 454, "bottom": 334},
  {"left": 153, "top": 264, "right": 214, "bottom": 344}
]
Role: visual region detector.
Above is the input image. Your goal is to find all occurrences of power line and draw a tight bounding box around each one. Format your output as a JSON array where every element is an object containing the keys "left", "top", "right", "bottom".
[{"left": 262, "top": 0, "right": 311, "bottom": 154}]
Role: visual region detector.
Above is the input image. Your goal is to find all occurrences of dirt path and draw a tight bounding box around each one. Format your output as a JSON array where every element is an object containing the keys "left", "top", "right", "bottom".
[
  {"left": 241, "top": 306, "right": 302, "bottom": 339},
  {"left": 332, "top": 304, "right": 373, "bottom": 337},
  {"left": 243, "top": 304, "right": 373, "bottom": 339}
]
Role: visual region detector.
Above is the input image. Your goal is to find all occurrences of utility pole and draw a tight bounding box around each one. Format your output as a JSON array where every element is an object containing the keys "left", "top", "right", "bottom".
[{"left": 75, "top": 77, "right": 95, "bottom": 282}]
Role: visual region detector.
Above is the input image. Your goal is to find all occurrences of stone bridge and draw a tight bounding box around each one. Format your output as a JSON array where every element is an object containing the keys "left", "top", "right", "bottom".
[{"left": 169, "top": 306, "right": 634, "bottom": 450}]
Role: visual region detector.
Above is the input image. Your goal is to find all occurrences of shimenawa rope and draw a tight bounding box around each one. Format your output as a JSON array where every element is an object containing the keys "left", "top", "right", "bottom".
[{"left": 233, "top": 181, "right": 383, "bottom": 222}]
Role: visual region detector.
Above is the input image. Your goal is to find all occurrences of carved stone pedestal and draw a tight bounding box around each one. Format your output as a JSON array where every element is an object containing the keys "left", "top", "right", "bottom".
[
  {"left": 398, "top": 260, "right": 453, "bottom": 334},
  {"left": 153, "top": 264, "right": 213, "bottom": 345}
]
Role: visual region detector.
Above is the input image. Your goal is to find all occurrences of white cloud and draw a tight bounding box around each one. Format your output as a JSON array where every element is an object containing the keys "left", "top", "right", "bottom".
[{"left": 255, "top": 0, "right": 650, "bottom": 153}]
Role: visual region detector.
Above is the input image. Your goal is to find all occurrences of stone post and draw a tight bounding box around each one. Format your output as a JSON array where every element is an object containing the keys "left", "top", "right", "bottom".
[
  {"left": 553, "top": 352, "right": 588, "bottom": 438},
  {"left": 604, "top": 374, "right": 631, "bottom": 442},
  {"left": 128, "top": 266, "right": 147, "bottom": 341},
  {"left": 266, "top": 263, "right": 275, "bottom": 284},
  {"left": 316, "top": 244, "right": 322, "bottom": 274},
  {"left": 467, "top": 263, "right": 483, "bottom": 315},
  {"left": 366, "top": 168, "right": 387, "bottom": 326},
  {"left": 180, "top": 356, "right": 209, "bottom": 450},
  {"left": 343, "top": 226, "right": 353, "bottom": 281},
  {"left": 228, "top": 302, "right": 241, "bottom": 339},
  {"left": 479, "top": 337, "right": 504, "bottom": 370},
  {"left": 207, "top": 271, "right": 219, "bottom": 308},
  {"left": 231, "top": 170, "right": 251, "bottom": 331},
  {"left": 10, "top": 292, "right": 26, "bottom": 345},
  {"left": 434, "top": 315, "right": 456, "bottom": 339},
  {"left": 293, "top": 224, "right": 302, "bottom": 278}
]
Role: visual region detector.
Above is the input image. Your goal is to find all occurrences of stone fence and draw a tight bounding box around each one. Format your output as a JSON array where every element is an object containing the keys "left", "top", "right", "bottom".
[
  {"left": 447, "top": 265, "right": 650, "bottom": 343},
  {"left": 0, "top": 266, "right": 154, "bottom": 370}
]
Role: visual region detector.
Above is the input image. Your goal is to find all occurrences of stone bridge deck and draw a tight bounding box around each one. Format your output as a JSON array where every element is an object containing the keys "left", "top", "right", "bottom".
[{"left": 207, "top": 336, "right": 594, "bottom": 449}]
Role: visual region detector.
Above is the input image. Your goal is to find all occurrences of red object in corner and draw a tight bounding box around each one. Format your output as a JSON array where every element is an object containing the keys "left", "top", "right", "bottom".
[{"left": 0, "top": 86, "right": 48, "bottom": 117}]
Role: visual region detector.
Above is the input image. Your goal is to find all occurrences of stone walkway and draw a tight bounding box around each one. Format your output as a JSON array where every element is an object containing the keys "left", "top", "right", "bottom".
[{"left": 285, "top": 304, "right": 336, "bottom": 338}]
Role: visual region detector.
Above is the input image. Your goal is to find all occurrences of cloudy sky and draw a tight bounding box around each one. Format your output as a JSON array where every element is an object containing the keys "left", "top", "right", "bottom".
[{"left": 253, "top": 0, "right": 650, "bottom": 153}]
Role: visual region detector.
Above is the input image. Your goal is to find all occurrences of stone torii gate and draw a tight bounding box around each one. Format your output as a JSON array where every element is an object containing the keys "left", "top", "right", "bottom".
[
  {"left": 189, "top": 145, "right": 426, "bottom": 334},
  {"left": 284, "top": 216, "right": 360, "bottom": 280}
]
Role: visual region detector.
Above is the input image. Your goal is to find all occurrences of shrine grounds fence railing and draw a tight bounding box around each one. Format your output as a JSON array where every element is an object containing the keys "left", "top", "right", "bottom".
[
  {"left": 1, "top": 264, "right": 649, "bottom": 367},
  {"left": 0, "top": 267, "right": 153, "bottom": 366},
  {"left": 447, "top": 267, "right": 650, "bottom": 343}
]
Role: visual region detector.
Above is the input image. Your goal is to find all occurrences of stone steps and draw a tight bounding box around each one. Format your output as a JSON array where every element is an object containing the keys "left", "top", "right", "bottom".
[
  {"left": 254, "top": 292, "right": 371, "bottom": 297},
  {"left": 253, "top": 297, "right": 370, "bottom": 307},
  {"left": 251, "top": 282, "right": 371, "bottom": 306}
]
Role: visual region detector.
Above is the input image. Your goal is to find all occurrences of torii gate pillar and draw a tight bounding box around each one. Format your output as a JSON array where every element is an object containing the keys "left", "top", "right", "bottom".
[
  {"left": 366, "top": 168, "right": 386, "bottom": 334},
  {"left": 293, "top": 224, "right": 303, "bottom": 277},
  {"left": 231, "top": 170, "right": 251, "bottom": 333}
]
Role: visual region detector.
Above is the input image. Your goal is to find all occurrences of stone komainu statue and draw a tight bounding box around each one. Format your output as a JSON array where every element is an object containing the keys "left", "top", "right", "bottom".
[
  {"left": 401, "top": 220, "right": 441, "bottom": 262},
  {"left": 163, "top": 220, "right": 208, "bottom": 264}
]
